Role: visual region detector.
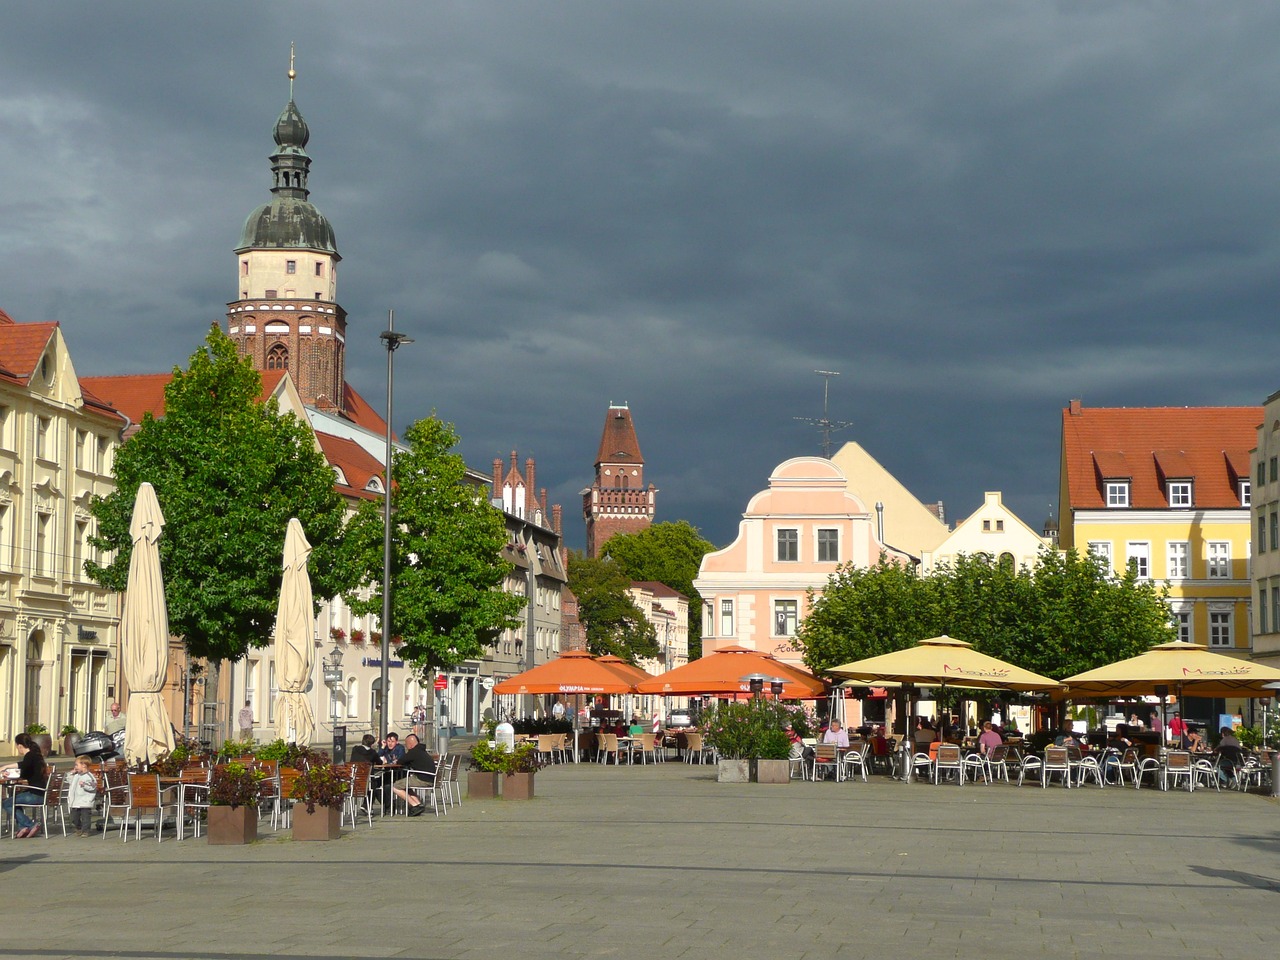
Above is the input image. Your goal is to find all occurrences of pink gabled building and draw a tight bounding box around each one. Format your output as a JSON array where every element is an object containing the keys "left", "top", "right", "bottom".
[{"left": 694, "top": 457, "right": 910, "bottom": 669}]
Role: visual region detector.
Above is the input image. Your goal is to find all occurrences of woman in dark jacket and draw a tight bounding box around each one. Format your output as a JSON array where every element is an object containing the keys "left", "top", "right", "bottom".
[{"left": 2, "top": 733, "right": 49, "bottom": 838}]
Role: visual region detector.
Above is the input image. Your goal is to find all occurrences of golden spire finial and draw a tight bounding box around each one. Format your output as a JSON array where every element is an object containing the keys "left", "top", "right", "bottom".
[{"left": 288, "top": 42, "right": 296, "bottom": 99}]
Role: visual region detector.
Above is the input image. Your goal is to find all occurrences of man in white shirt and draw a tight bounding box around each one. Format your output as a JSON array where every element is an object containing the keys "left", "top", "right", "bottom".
[{"left": 822, "top": 719, "right": 850, "bottom": 748}]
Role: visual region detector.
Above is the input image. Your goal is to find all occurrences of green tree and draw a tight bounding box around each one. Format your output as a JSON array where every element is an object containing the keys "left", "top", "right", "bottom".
[
  {"left": 567, "top": 552, "right": 660, "bottom": 661},
  {"left": 88, "top": 325, "right": 352, "bottom": 663},
  {"left": 343, "top": 415, "right": 525, "bottom": 670},
  {"left": 796, "top": 550, "right": 1173, "bottom": 679},
  {"left": 600, "top": 520, "right": 713, "bottom": 657}
]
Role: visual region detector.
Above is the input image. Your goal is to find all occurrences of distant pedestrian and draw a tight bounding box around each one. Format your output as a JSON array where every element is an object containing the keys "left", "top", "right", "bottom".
[
  {"left": 237, "top": 700, "right": 254, "bottom": 739},
  {"left": 66, "top": 756, "right": 98, "bottom": 837}
]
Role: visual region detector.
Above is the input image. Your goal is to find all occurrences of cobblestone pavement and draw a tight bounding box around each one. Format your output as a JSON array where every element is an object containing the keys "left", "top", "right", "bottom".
[{"left": 2, "top": 759, "right": 1276, "bottom": 960}]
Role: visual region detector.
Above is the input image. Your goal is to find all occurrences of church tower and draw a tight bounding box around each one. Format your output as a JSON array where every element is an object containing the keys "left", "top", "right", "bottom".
[
  {"left": 582, "top": 403, "right": 657, "bottom": 557},
  {"left": 226, "top": 51, "right": 347, "bottom": 413}
]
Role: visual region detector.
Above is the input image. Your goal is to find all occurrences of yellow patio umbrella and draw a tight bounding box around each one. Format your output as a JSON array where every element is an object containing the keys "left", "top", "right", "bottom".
[
  {"left": 120, "top": 482, "right": 176, "bottom": 765},
  {"left": 826, "top": 635, "right": 1060, "bottom": 691},
  {"left": 1061, "top": 640, "right": 1280, "bottom": 699},
  {"left": 826, "top": 635, "right": 1059, "bottom": 782},
  {"left": 273, "top": 518, "right": 316, "bottom": 746}
]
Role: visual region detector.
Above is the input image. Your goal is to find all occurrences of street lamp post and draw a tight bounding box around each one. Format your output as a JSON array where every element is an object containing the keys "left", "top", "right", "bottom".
[
  {"left": 379, "top": 310, "right": 413, "bottom": 743},
  {"left": 321, "top": 644, "right": 345, "bottom": 759}
]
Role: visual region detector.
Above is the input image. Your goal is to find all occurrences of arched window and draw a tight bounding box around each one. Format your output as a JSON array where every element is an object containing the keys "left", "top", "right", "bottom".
[
  {"left": 999, "top": 552, "right": 1015, "bottom": 571},
  {"left": 266, "top": 343, "right": 288, "bottom": 370},
  {"left": 346, "top": 677, "right": 358, "bottom": 719}
]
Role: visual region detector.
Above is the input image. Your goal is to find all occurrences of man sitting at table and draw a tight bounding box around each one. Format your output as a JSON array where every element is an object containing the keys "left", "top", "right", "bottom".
[
  {"left": 822, "top": 719, "right": 849, "bottom": 748},
  {"left": 351, "top": 734, "right": 380, "bottom": 766},
  {"left": 380, "top": 732, "right": 406, "bottom": 765},
  {"left": 391, "top": 733, "right": 437, "bottom": 817},
  {"left": 977, "top": 721, "right": 1003, "bottom": 756}
]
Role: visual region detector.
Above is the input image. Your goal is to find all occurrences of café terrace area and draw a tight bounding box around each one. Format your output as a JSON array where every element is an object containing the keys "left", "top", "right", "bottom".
[{"left": 3, "top": 755, "right": 1276, "bottom": 960}]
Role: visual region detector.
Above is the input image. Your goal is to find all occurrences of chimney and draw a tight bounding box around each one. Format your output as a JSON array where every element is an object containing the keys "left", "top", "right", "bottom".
[
  {"left": 492, "top": 458, "right": 503, "bottom": 499},
  {"left": 526, "top": 457, "right": 536, "bottom": 513},
  {"left": 1069, "top": 399, "right": 1082, "bottom": 417},
  {"left": 552, "top": 503, "right": 562, "bottom": 535}
]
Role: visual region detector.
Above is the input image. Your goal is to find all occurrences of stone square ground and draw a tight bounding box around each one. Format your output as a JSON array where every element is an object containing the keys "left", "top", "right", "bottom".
[{"left": 1, "top": 759, "right": 1276, "bottom": 960}]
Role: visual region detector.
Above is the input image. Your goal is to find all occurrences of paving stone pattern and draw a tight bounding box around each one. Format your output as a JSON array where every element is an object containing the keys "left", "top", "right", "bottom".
[{"left": 1, "top": 760, "right": 1276, "bottom": 960}]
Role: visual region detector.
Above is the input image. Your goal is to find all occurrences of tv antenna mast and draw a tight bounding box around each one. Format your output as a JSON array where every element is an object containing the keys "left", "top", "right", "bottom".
[{"left": 794, "top": 370, "right": 853, "bottom": 459}]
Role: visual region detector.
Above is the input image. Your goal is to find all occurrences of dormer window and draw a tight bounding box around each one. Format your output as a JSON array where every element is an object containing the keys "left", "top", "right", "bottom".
[
  {"left": 1167, "top": 481, "right": 1192, "bottom": 508},
  {"left": 1240, "top": 480, "right": 1251, "bottom": 506},
  {"left": 332, "top": 465, "right": 348, "bottom": 487},
  {"left": 1105, "top": 481, "right": 1130, "bottom": 507},
  {"left": 365, "top": 476, "right": 385, "bottom": 495}
]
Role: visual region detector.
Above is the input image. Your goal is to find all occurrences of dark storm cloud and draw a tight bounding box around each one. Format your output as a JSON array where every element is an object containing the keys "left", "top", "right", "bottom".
[{"left": 3, "top": 2, "right": 1279, "bottom": 547}]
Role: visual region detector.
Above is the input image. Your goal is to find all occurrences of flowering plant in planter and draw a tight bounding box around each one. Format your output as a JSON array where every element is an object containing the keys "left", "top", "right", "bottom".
[
  {"left": 469, "top": 740, "right": 543, "bottom": 774},
  {"left": 701, "top": 699, "right": 800, "bottom": 760},
  {"left": 349, "top": 628, "right": 366, "bottom": 645},
  {"left": 209, "top": 761, "right": 266, "bottom": 808},
  {"left": 330, "top": 626, "right": 346, "bottom": 642},
  {"left": 289, "top": 763, "right": 349, "bottom": 814},
  {"left": 151, "top": 743, "right": 193, "bottom": 777}
]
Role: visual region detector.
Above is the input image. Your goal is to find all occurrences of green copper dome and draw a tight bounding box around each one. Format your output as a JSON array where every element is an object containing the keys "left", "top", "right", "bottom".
[{"left": 235, "top": 99, "right": 339, "bottom": 256}]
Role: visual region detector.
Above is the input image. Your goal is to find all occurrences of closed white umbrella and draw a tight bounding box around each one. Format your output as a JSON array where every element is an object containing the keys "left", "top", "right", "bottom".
[
  {"left": 273, "top": 518, "right": 316, "bottom": 745},
  {"left": 121, "top": 482, "right": 176, "bottom": 765}
]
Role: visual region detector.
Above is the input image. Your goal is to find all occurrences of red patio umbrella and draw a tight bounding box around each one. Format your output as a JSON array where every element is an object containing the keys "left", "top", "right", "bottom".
[
  {"left": 634, "top": 646, "right": 827, "bottom": 699},
  {"left": 493, "top": 650, "right": 639, "bottom": 696}
]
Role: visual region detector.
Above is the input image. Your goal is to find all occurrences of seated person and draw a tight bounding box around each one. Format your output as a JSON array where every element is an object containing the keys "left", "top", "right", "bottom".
[
  {"left": 350, "top": 734, "right": 380, "bottom": 766},
  {"left": 1217, "top": 727, "right": 1245, "bottom": 782},
  {"left": 1185, "top": 725, "right": 1205, "bottom": 752},
  {"left": 822, "top": 719, "right": 849, "bottom": 748},
  {"left": 912, "top": 720, "right": 937, "bottom": 750},
  {"left": 390, "top": 734, "right": 437, "bottom": 817},
  {"left": 379, "top": 732, "right": 406, "bottom": 766},
  {"left": 977, "top": 721, "right": 1003, "bottom": 756},
  {"left": 1053, "top": 727, "right": 1078, "bottom": 747},
  {"left": 1106, "top": 725, "right": 1132, "bottom": 750},
  {"left": 628, "top": 718, "right": 645, "bottom": 737}
]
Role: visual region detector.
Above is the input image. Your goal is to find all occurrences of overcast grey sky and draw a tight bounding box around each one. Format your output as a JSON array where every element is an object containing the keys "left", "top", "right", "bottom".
[{"left": 3, "top": 3, "right": 1278, "bottom": 549}]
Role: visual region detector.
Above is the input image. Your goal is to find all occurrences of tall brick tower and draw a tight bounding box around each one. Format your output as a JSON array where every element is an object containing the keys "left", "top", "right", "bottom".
[
  {"left": 582, "top": 403, "right": 657, "bottom": 557},
  {"left": 225, "top": 55, "right": 347, "bottom": 413}
]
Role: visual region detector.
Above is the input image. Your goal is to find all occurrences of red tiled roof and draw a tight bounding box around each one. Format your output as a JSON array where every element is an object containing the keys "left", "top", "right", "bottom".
[
  {"left": 630, "top": 580, "right": 687, "bottom": 600},
  {"left": 342, "top": 383, "right": 388, "bottom": 436},
  {"left": 316, "top": 432, "right": 385, "bottom": 501},
  {"left": 82, "top": 370, "right": 289, "bottom": 424},
  {"left": 595, "top": 404, "right": 643, "bottom": 464},
  {"left": 1062, "top": 404, "right": 1260, "bottom": 510},
  {"left": 0, "top": 321, "right": 56, "bottom": 385}
]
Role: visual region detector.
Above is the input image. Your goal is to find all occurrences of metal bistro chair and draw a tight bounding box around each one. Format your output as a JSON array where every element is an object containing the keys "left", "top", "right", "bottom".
[
  {"left": 121, "top": 773, "right": 177, "bottom": 843},
  {"left": 933, "top": 744, "right": 964, "bottom": 785},
  {"left": 177, "top": 765, "right": 211, "bottom": 839},
  {"left": 1162, "top": 751, "right": 1194, "bottom": 792},
  {"left": 12, "top": 772, "right": 58, "bottom": 839},
  {"left": 401, "top": 765, "right": 440, "bottom": 818},
  {"left": 596, "top": 733, "right": 620, "bottom": 765},
  {"left": 811, "top": 744, "right": 843, "bottom": 782},
  {"left": 347, "top": 762, "right": 375, "bottom": 827},
  {"left": 841, "top": 742, "right": 870, "bottom": 783}
]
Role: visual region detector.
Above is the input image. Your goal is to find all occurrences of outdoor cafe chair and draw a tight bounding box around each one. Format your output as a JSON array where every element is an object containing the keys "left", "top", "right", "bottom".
[
  {"left": 441, "top": 755, "right": 461, "bottom": 809},
  {"left": 933, "top": 744, "right": 964, "bottom": 785},
  {"left": 961, "top": 749, "right": 989, "bottom": 784},
  {"left": 401, "top": 767, "right": 440, "bottom": 818},
  {"left": 1109, "top": 748, "right": 1139, "bottom": 787},
  {"left": 1191, "top": 758, "right": 1220, "bottom": 792},
  {"left": 176, "top": 765, "right": 211, "bottom": 839},
  {"left": 1068, "top": 748, "right": 1105, "bottom": 788},
  {"left": 347, "top": 762, "right": 375, "bottom": 827},
  {"left": 984, "top": 744, "right": 1011, "bottom": 783},
  {"left": 536, "top": 735, "right": 562, "bottom": 766},
  {"left": 910, "top": 752, "right": 933, "bottom": 782},
  {"left": 629, "top": 734, "right": 657, "bottom": 765},
  {"left": 99, "top": 766, "right": 131, "bottom": 838},
  {"left": 841, "top": 743, "right": 869, "bottom": 782},
  {"left": 11, "top": 772, "right": 60, "bottom": 839},
  {"left": 683, "top": 732, "right": 707, "bottom": 765},
  {"left": 1162, "top": 751, "right": 1194, "bottom": 792},
  {"left": 121, "top": 773, "right": 176, "bottom": 843},
  {"left": 596, "top": 733, "right": 619, "bottom": 765},
  {"left": 811, "top": 743, "right": 843, "bottom": 782},
  {"left": 1024, "top": 746, "right": 1071, "bottom": 788}
]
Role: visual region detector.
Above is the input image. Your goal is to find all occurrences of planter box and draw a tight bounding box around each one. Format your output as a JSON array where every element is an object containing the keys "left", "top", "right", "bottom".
[
  {"left": 503, "top": 772, "right": 535, "bottom": 800},
  {"left": 468, "top": 771, "right": 499, "bottom": 799},
  {"left": 292, "top": 804, "right": 342, "bottom": 841},
  {"left": 717, "top": 759, "right": 750, "bottom": 783},
  {"left": 755, "top": 759, "right": 791, "bottom": 784},
  {"left": 207, "top": 805, "right": 257, "bottom": 845}
]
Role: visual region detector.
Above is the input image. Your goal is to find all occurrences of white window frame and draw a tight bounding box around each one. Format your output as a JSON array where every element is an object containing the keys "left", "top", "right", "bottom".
[
  {"left": 1207, "top": 541, "right": 1231, "bottom": 579},
  {"left": 1240, "top": 480, "right": 1251, "bottom": 506},
  {"left": 816, "top": 528, "right": 840, "bottom": 563},
  {"left": 1208, "top": 609, "right": 1232, "bottom": 648},
  {"left": 776, "top": 528, "right": 799, "bottom": 562},
  {"left": 1087, "top": 541, "right": 1112, "bottom": 571},
  {"left": 1170, "top": 607, "right": 1192, "bottom": 644},
  {"left": 1126, "top": 542, "right": 1150, "bottom": 580},
  {"left": 1166, "top": 541, "right": 1189, "bottom": 580},
  {"left": 720, "top": 598, "right": 734, "bottom": 638},
  {"left": 1167, "top": 481, "right": 1192, "bottom": 508},
  {"left": 1105, "top": 481, "right": 1130, "bottom": 507},
  {"left": 773, "top": 599, "right": 798, "bottom": 638}
]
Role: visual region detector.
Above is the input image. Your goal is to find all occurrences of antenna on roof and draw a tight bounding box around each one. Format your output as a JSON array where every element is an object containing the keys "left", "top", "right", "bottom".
[{"left": 794, "top": 370, "right": 853, "bottom": 459}]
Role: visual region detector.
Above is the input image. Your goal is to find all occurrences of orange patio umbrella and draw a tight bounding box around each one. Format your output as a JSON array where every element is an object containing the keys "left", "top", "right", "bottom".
[
  {"left": 492, "top": 650, "right": 639, "bottom": 696},
  {"left": 634, "top": 646, "right": 827, "bottom": 699},
  {"left": 596, "top": 654, "right": 653, "bottom": 685}
]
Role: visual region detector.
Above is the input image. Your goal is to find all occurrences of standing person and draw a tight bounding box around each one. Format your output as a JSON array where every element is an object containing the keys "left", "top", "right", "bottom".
[
  {"left": 65, "top": 755, "right": 98, "bottom": 837},
  {"left": 1169, "top": 712, "right": 1187, "bottom": 748},
  {"left": 411, "top": 703, "right": 427, "bottom": 740},
  {"left": 237, "top": 701, "right": 254, "bottom": 740},
  {"left": 1, "top": 733, "right": 48, "bottom": 839},
  {"left": 1148, "top": 710, "right": 1164, "bottom": 739},
  {"left": 551, "top": 700, "right": 566, "bottom": 723}
]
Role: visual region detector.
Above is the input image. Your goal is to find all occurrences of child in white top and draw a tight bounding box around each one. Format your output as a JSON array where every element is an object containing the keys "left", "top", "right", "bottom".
[{"left": 65, "top": 755, "right": 97, "bottom": 837}]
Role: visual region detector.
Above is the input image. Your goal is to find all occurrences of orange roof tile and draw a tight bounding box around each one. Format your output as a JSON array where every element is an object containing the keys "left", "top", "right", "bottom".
[
  {"left": 316, "top": 431, "right": 385, "bottom": 501},
  {"left": 81, "top": 369, "right": 290, "bottom": 424},
  {"left": 0, "top": 322, "right": 56, "bottom": 385},
  {"left": 342, "top": 383, "right": 388, "bottom": 436},
  {"left": 1062, "top": 404, "right": 1260, "bottom": 510}
]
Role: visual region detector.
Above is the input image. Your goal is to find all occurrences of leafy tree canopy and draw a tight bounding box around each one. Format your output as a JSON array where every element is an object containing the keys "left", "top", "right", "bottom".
[
  {"left": 567, "top": 552, "right": 660, "bottom": 662},
  {"left": 344, "top": 415, "right": 525, "bottom": 670},
  {"left": 88, "top": 325, "right": 353, "bottom": 662},
  {"left": 796, "top": 550, "right": 1173, "bottom": 680},
  {"left": 599, "top": 520, "right": 713, "bottom": 657}
]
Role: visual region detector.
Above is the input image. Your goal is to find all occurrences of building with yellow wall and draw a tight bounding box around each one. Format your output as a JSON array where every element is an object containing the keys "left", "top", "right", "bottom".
[{"left": 1059, "top": 400, "right": 1259, "bottom": 720}]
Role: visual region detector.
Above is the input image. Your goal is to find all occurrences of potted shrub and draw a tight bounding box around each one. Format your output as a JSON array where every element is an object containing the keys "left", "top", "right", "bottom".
[
  {"left": 502, "top": 742, "right": 541, "bottom": 800},
  {"left": 702, "top": 700, "right": 801, "bottom": 783},
  {"left": 207, "top": 761, "right": 265, "bottom": 844},
  {"left": 468, "top": 740, "right": 505, "bottom": 799},
  {"left": 60, "top": 724, "right": 79, "bottom": 757},
  {"left": 289, "top": 763, "right": 348, "bottom": 840},
  {"left": 25, "top": 723, "right": 53, "bottom": 757}
]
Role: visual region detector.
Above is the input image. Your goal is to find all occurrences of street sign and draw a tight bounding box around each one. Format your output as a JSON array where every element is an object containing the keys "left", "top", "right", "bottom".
[{"left": 434, "top": 674, "right": 447, "bottom": 690}]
